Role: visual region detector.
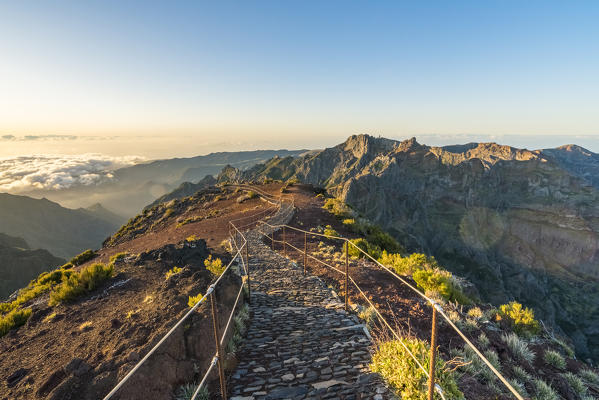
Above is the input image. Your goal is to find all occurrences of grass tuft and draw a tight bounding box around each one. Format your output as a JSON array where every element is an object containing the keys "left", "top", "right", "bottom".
[
  {"left": 501, "top": 332, "right": 535, "bottom": 364},
  {"left": 543, "top": 349, "right": 566, "bottom": 370},
  {"left": 532, "top": 378, "right": 559, "bottom": 400},
  {"left": 0, "top": 308, "right": 32, "bottom": 337},
  {"left": 48, "top": 263, "right": 114, "bottom": 305}
]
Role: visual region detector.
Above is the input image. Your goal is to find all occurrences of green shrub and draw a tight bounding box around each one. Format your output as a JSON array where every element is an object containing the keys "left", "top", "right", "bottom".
[
  {"left": 204, "top": 255, "right": 225, "bottom": 276},
  {"left": 379, "top": 252, "right": 439, "bottom": 276},
  {"left": 543, "top": 349, "right": 566, "bottom": 369},
  {"left": 165, "top": 266, "right": 182, "bottom": 280},
  {"left": 323, "top": 198, "right": 352, "bottom": 219},
  {"left": 413, "top": 268, "right": 469, "bottom": 304},
  {"left": 366, "top": 226, "right": 404, "bottom": 254},
  {"left": 0, "top": 308, "right": 32, "bottom": 337},
  {"left": 188, "top": 294, "right": 204, "bottom": 307},
  {"left": 477, "top": 332, "right": 490, "bottom": 349},
  {"left": 497, "top": 301, "right": 540, "bottom": 337},
  {"left": 49, "top": 263, "right": 113, "bottom": 305},
  {"left": 323, "top": 225, "right": 339, "bottom": 237},
  {"left": 60, "top": 262, "right": 74, "bottom": 270},
  {"left": 370, "top": 338, "right": 464, "bottom": 400},
  {"left": 69, "top": 249, "right": 96, "bottom": 266}
]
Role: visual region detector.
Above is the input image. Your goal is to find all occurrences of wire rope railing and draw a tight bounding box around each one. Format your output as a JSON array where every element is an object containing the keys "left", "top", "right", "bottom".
[
  {"left": 103, "top": 186, "right": 285, "bottom": 400},
  {"left": 255, "top": 206, "right": 525, "bottom": 400},
  {"left": 104, "top": 183, "right": 521, "bottom": 400}
]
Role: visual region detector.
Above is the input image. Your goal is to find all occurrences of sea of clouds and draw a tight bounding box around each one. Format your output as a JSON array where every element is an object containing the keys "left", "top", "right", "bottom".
[{"left": 0, "top": 154, "right": 144, "bottom": 192}]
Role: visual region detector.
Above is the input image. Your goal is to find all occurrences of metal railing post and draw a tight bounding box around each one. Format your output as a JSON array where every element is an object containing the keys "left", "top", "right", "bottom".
[
  {"left": 210, "top": 288, "right": 227, "bottom": 399},
  {"left": 427, "top": 305, "right": 438, "bottom": 400},
  {"left": 283, "top": 226, "right": 287, "bottom": 258},
  {"left": 345, "top": 242, "right": 349, "bottom": 311},
  {"left": 245, "top": 242, "right": 251, "bottom": 304},
  {"left": 303, "top": 232, "right": 307, "bottom": 275}
]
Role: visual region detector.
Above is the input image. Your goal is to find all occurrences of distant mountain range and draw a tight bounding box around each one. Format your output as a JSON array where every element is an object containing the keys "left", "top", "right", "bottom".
[
  {"left": 18, "top": 149, "right": 308, "bottom": 216},
  {"left": 218, "top": 134, "right": 599, "bottom": 362},
  {"left": 0, "top": 193, "right": 123, "bottom": 259},
  {"left": 0, "top": 233, "right": 64, "bottom": 299}
]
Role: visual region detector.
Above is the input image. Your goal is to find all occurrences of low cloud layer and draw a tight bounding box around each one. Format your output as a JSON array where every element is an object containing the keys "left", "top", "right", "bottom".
[{"left": 0, "top": 154, "right": 144, "bottom": 192}]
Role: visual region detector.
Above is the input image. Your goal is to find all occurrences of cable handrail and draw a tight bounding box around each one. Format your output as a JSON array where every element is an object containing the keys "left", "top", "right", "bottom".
[{"left": 253, "top": 198, "right": 524, "bottom": 400}]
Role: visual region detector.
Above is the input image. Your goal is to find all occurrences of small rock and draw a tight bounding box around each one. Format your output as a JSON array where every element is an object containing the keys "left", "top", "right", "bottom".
[{"left": 282, "top": 373, "right": 295, "bottom": 381}]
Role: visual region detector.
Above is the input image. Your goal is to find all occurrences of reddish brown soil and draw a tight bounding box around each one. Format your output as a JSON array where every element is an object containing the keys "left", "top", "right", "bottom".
[{"left": 0, "top": 184, "right": 285, "bottom": 400}]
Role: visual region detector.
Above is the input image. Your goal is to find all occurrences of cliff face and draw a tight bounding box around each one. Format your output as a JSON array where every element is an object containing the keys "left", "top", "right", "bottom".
[{"left": 238, "top": 134, "right": 599, "bottom": 362}]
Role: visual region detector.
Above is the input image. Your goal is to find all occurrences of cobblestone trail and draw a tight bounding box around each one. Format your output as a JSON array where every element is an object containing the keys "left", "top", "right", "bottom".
[{"left": 228, "top": 213, "right": 391, "bottom": 399}]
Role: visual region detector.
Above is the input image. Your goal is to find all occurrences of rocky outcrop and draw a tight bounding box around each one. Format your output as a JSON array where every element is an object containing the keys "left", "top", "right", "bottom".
[{"left": 235, "top": 134, "right": 599, "bottom": 362}]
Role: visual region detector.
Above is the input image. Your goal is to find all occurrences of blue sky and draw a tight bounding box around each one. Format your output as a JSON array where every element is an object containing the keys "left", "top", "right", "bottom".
[{"left": 0, "top": 1, "right": 598, "bottom": 157}]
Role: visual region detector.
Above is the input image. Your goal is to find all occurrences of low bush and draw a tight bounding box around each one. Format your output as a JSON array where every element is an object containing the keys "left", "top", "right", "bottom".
[
  {"left": 165, "top": 266, "right": 182, "bottom": 280},
  {"left": 371, "top": 338, "right": 464, "bottom": 399},
  {"left": 323, "top": 225, "right": 339, "bottom": 237},
  {"left": 49, "top": 263, "right": 114, "bottom": 305},
  {"left": 0, "top": 308, "right": 32, "bottom": 336},
  {"left": 543, "top": 349, "right": 566, "bottom": 369},
  {"left": 204, "top": 255, "right": 225, "bottom": 276},
  {"left": 413, "top": 268, "right": 470, "bottom": 304},
  {"left": 188, "top": 294, "right": 204, "bottom": 307},
  {"left": 323, "top": 198, "right": 353, "bottom": 219},
  {"left": 69, "top": 249, "right": 96, "bottom": 266},
  {"left": 496, "top": 301, "right": 540, "bottom": 337},
  {"left": 366, "top": 226, "right": 403, "bottom": 254},
  {"left": 379, "top": 252, "right": 438, "bottom": 276}
]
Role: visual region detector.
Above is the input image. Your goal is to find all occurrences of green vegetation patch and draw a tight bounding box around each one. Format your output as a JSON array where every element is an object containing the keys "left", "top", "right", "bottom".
[
  {"left": 69, "top": 249, "right": 97, "bottom": 266},
  {"left": 49, "top": 263, "right": 114, "bottom": 305},
  {"left": 165, "top": 266, "right": 182, "bottom": 280},
  {"left": 204, "top": 255, "right": 225, "bottom": 276},
  {"left": 370, "top": 338, "right": 464, "bottom": 400},
  {"left": 0, "top": 308, "right": 32, "bottom": 337},
  {"left": 413, "top": 268, "right": 470, "bottom": 304},
  {"left": 497, "top": 301, "right": 540, "bottom": 337}
]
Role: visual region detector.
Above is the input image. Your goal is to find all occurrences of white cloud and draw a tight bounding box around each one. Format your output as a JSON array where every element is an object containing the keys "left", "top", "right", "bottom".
[{"left": 0, "top": 154, "right": 144, "bottom": 192}]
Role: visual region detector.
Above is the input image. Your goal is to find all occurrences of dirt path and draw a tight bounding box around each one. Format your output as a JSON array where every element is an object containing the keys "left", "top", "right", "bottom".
[{"left": 228, "top": 214, "right": 391, "bottom": 399}]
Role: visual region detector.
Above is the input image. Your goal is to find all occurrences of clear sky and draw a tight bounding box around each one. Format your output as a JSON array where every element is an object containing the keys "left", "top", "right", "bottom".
[{"left": 1, "top": 1, "right": 598, "bottom": 157}]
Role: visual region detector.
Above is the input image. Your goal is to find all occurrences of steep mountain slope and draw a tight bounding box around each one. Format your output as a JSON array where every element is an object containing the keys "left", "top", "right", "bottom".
[
  {"left": 20, "top": 150, "right": 307, "bottom": 216},
  {"left": 0, "top": 233, "right": 64, "bottom": 299},
  {"left": 228, "top": 134, "right": 599, "bottom": 362},
  {"left": 0, "top": 193, "right": 121, "bottom": 259},
  {"left": 0, "top": 184, "right": 282, "bottom": 400}
]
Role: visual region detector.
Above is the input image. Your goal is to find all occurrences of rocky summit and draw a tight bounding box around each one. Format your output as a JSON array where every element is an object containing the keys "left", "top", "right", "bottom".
[{"left": 226, "top": 134, "right": 599, "bottom": 362}]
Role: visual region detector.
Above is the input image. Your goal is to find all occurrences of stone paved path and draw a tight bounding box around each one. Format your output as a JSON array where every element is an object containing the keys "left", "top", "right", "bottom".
[{"left": 228, "top": 209, "right": 391, "bottom": 399}]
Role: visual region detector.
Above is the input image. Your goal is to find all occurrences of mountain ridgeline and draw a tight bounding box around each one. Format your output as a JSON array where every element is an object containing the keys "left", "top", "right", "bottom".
[
  {"left": 0, "top": 193, "right": 123, "bottom": 259},
  {"left": 218, "top": 134, "right": 599, "bottom": 363}
]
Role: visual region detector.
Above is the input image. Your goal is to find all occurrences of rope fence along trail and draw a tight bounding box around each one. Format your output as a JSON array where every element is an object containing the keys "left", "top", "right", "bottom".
[
  {"left": 256, "top": 212, "right": 525, "bottom": 400},
  {"left": 103, "top": 185, "right": 286, "bottom": 400}
]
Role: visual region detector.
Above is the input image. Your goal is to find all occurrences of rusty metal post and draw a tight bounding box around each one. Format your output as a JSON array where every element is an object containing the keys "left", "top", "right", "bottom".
[
  {"left": 427, "top": 305, "right": 438, "bottom": 400},
  {"left": 283, "top": 226, "right": 287, "bottom": 258},
  {"left": 210, "top": 288, "right": 227, "bottom": 399},
  {"left": 345, "top": 242, "right": 349, "bottom": 311},
  {"left": 245, "top": 242, "right": 251, "bottom": 304},
  {"left": 303, "top": 232, "right": 307, "bottom": 275}
]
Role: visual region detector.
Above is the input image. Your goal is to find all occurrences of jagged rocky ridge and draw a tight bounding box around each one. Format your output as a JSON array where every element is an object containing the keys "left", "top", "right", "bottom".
[{"left": 221, "top": 134, "right": 599, "bottom": 363}]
